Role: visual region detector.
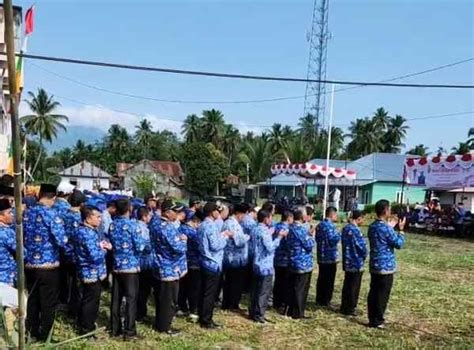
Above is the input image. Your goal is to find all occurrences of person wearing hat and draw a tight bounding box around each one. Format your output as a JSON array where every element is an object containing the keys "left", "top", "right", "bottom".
[
  {"left": 240, "top": 205, "right": 258, "bottom": 293},
  {"left": 58, "top": 190, "right": 87, "bottom": 316},
  {"left": 24, "top": 183, "right": 67, "bottom": 341},
  {"left": 222, "top": 203, "right": 250, "bottom": 311},
  {"left": 52, "top": 183, "right": 74, "bottom": 217},
  {"left": 197, "top": 202, "right": 233, "bottom": 329},
  {"left": 188, "top": 196, "right": 202, "bottom": 214},
  {"left": 177, "top": 210, "right": 202, "bottom": 320},
  {"left": 0, "top": 185, "right": 15, "bottom": 230},
  {"left": 0, "top": 198, "right": 17, "bottom": 287},
  {"left": 73, "top": 204, "right": 111, "bottom": 336},
  {"left": 340, "top": 210, "right": 367, "bottom": 316},
  {"left": 149, "top": 200, "right": 188, "bottom": 335},
  {"left": 144, "top": 194, "right": 159, "bottom": 216},
  {"left": 108, "top": 198, "right": 145, "bottom": 340}
]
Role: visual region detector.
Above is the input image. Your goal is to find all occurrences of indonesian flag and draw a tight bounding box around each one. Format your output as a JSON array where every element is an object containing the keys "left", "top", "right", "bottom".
[{"left": 25, "top": 6, "right": 34, "bottom": 35}]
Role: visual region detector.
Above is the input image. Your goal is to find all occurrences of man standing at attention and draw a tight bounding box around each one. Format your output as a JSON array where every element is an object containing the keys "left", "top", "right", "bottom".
[{"left": 367, "top": 199, "right": 406, "bottom": 328}]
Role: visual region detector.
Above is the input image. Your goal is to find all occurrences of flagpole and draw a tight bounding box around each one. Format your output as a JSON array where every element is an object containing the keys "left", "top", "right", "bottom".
[
  {"left": 4, "top": 1, "right": 26, "bottom": 348},
  {"left": 323, "top": 84, "right": 335, "bottom": 219}
]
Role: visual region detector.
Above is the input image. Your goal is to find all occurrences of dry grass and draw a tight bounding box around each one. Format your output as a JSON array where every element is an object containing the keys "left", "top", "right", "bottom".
[{"left": 48, "top": 233, "right": 474, "bottom": 349}]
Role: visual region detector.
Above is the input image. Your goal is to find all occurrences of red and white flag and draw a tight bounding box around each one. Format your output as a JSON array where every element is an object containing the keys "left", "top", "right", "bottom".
[{"left": 25, "top": 6, "right": 34, "bottom": 35}]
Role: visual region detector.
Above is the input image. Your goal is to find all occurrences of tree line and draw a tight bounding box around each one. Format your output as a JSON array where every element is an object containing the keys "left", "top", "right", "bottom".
[{"left": 19, "top": 88, "right": 473, "bottom": 195}]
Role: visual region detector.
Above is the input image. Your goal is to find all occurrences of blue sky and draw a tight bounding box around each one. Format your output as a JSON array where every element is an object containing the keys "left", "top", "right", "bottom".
[{"left": 16, "top": 0, "right": 474, "bottom": 152}]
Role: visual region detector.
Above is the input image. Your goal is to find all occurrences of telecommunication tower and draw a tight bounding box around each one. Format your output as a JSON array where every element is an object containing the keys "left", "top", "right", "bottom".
[{"left": 303, "top": 0, "right": 330, "bottom": 129}]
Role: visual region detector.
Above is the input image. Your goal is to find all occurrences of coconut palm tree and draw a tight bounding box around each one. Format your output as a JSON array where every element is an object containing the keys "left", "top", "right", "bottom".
[
  {"left": 406, "top": 144, "right": 429, "bottom": 156},
  {"left": 452, "top": 142, "right": 470, "bottom": 154},
  {"left": 268, "top": 123, "right": 291, "bottom": 163},
  {"left": 467, "top": 127, "right": 474, "bottom": 149},
  {"left": 201, "top": 109, "right": 225, "bottom": 146},
  {"left": 238, "top": 136, "right": 272, "bottom": 182},
  {"left": 372, "top": 107, "right": 390, "bottom": 131},
  {"left": 298, "top": 113, "right": 318, "bottom": 145},
  {"left": 21, "top": 88, "right": 68, "bottom": 178},
  {"left": 383, "top": 115, "right": 409, "bottom": 153},
  {"left": 285, "top": 137, "right": 313, "bottom": 163},
  {"left": 135, "top": 118, "right": 153, "bottom": 159},
  {"left": 182, "top": 114, "right": 202, "bottom": 143},
  {"left": 106, "top": 124, "right": 131, "bottom": 162},
  {"left": 346, "top": 118, "right": 382, "bottom": 159},
  {"left": 222, "top": 124, "right": 241, "bottom": 166}
]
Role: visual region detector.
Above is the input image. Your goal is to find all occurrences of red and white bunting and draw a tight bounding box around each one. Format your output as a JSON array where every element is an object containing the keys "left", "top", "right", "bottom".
[
  {"left": 270, "top": 162, "right": 357, "bottom": 180},
  {"left": 405, "top": 153, "right": 473, "bottom": 170}
]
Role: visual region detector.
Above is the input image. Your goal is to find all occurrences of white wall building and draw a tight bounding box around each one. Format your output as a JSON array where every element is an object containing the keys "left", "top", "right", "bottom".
[{"left": 59, "top": 161, "right": 111, "bottom": 191}]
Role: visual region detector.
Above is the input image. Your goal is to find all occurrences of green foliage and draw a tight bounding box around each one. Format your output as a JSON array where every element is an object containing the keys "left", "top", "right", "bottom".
[
  {"left": 131, "top": 173, "right": 156, "bottom": 198},
  {"left": 182, "top": 142, "right": 230, "bottom": 196}
]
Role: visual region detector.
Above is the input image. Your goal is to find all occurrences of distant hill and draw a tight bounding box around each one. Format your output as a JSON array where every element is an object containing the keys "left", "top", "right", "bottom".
[{"left": 45, "top": 126, "right": 105, "bottom": 152}]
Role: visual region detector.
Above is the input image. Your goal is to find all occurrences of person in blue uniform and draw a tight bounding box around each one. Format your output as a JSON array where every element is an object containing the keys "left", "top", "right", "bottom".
[
  {"left": 0, "top": 185, "right": 15, "bottom": 231},
  {"left": 24, "top": 183, "right": 67, "bottom": 341},
  {"left": 315, "top": 206, "right": 341, "bottom": 307},
  {"left": 177, "top": 210, "right": 202, "bottom": 319},
  {"left": 222, "top": 203, "right": 250, "bottom": 311},
  {"left": 272, "top": 211, "right": 294, "bottom": 313},
  {"left": 286, "top": 209, "right": 315, "bottom": 319},
  {"left": 60, "top": 190, "right": 86, "bottom": 316},
  {"left": 73, "top": 205, "right": 111, "bottom": 335},
  {"left": 136, "top": 207, "right": 154, "bottom": 322},
  {"left": 150, "top": 200, "right": 187, "bottom": 335},
  {"left": 367, "top": 200, "right": 406, "bottom": 328},
  {"left": 98, "top": 197, "right": 117, "bottom": 289},
  {"left": 0, "top": 198, "right": 17, "bottom": 287},
  {"left": 250, "top": 209, "right": 287, "bottom": 323},
  {"left": 340, "top": 210, "right": 367, "bottom": 316},
  {"left": 52, "top": 191, "right": 71, "bottom": 217},
  {"left": 198, "top": 202, "right": 233, "bottom": 329},
  {"left": 108, "top": 198, "right": 145, "bottom": 340},
  {"left": 241, "top": 206, "right": 257, "bottom": 293}
]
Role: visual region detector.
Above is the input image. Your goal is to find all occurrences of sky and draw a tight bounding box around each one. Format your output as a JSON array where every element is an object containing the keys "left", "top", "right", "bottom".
[{"left": 15, "top": 0, "right": 474, "bottom": 153}]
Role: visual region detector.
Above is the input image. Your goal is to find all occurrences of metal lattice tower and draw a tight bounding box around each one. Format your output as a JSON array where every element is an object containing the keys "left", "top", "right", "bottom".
[{"left": 303, "top": 0, "right": 330, "bottom": 129}]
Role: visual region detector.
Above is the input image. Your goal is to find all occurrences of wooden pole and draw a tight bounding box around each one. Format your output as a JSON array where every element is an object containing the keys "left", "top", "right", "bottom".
[{"left": 3, "top": 1, "right": 26, "bottom": 348}]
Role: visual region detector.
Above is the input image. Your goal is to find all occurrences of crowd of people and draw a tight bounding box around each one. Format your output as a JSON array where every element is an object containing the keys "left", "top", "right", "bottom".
[{"left": 0, "top": 182, "right": 407, "bottom": 342}]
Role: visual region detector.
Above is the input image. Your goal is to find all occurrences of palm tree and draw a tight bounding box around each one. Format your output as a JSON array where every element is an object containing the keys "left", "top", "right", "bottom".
[
  {"left": 268, "top": 123, "right": 290, "bottom": 163},
  {"left": 298, "top": 114, "right": 318, "bottom": 145},
  {"left": 135, "top": 118, "right": 153, "bottom": 159},
  {"left": 222, "top": 124, "right": 241, "bottom": 166},
  {"left": 452, "top": 142, "right": 470, "bottom": 154},
  {"left": 201, "top": 109, "right": 225, "bottom": 146},
  {"left": 383, "top": 115, "right": 409, "bottom": 153},
  {"left": 406, "top": 144, "right": 429, "bottom": 156},
  {"left": 182, "top": 114, "right": 202, "bottom": 143},
  {"left": 467, "top": 127, "right": 474, "bottom": 149},
  {"left": 238, "top": 136, "right": 273, "bottom": 182},
  {"left": 285, "top": 137, "right": 313, "bottom": 163},
  {"left": 372, "top": 107, "right": 390, "bottom": 131},
  {"left": 282, "top": 125, "right": 295, "bottom": 141},
  {"left": 346, "top": 118, "right": 382, "bottom": 159},
  {"left": 21, "top": 88, "right": 68, "bottom": 178},
  {"left": 106, "top": 124, "right": 131, "bottom": 162},
  {"left": 72, "top": 139, "right": 88, "bottom": 163}
]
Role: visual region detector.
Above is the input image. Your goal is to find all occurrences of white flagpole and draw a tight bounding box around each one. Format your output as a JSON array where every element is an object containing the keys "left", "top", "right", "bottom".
[{"left": 323, "top": 84, "right": 335, "bottom": 218}]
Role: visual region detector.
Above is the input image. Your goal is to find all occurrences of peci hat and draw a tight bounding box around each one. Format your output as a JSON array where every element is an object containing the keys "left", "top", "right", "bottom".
[
  {"left": 0, "top": 198, "right": 12, "bottom": 211},
  {"left": 0, "top": 185, "right": 14, "bottom": 197},
  {"left": 39, "top": 183, "right": 57, "bottom": 195},
  {"left": 161, "top": 199, "right": 184, "bottom": 213}
]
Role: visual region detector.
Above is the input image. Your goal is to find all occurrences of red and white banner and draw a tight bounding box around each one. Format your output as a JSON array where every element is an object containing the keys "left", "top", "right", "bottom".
[
  {"left": 270, "top": 162, "right": 356, "bottom": 180},
  {"left": 405, "top": 153, "right": 474, "bottom": 188}
]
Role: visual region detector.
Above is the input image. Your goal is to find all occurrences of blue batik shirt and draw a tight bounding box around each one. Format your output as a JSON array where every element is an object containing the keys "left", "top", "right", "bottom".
[
  {"left": 215, "top": 217, "right": 224, "bottom": 232},
  {"left": 73, "top": 224, "right": 107, "bottom": 283},
  {"left": 273, "top": 222, "right": 290, "bottom": 267},
  {"left": 253, "top": 223, "right": 282, "bottom": 276},
  {"left": 241, "top": 214, "right": 257, "bottom": 261},
  {"left": 341, "top": 223, "right": 367, "bottom": 272},
  {"left": 223, "top": 216, "right": 249, "bottom": 268},
  {"left": 198, "top": 217, "right": 228, "bottom": 273},
  {"left": 52, "top": 198, "right": 71, "bottom": 217},
  {"left": 108, "top": 216, "right": 145, "bottom": 273},
  {"left": 151, "top": 219, "right": 187, "bottom": 281},
  {"left": 137, "top": 220, "right": 154, "bottom": 271},
  {"left": 179, "top": 223, "right": 200, "bottom": 269},
  {"left": 287, "top": 222, "right": 315, "bottom": 273},
  {"left": 62, "top": 209, "right": 82, "bottom": 263},
  {"left": 368, "top": 219, "right": 405, "bottom": 274},
  {"left": 98, "top": 210, "right": 112, "bottom": 241},
  {"left": 24, "top": 203, "right": 67, "bottom": 269},
  {"left": 0, "top": 224, "right": 17, "bottom": 286},
  {"left": 316, "top": 219, "right": 341, "bottom": 264}
]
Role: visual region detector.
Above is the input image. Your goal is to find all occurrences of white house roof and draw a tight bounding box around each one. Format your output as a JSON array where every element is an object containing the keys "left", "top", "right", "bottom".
[{"left": 59, "top": 161, "right": 111, "bottom": 178}]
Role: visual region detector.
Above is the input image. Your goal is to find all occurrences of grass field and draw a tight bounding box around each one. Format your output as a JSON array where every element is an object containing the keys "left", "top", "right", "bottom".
[{"left": 48, "top": 232, "right": 474, "bottom": 349}]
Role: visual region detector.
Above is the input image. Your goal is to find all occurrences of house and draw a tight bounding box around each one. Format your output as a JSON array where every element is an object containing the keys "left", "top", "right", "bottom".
[
  {"left": 116, "top": 160, "right": 185, "bottom": 198},
  {"left": 59, "top": 161, "right": 111, "bottom": 191},
  {"left": 350, "top": 153, "right": 426, "bottom": 205}
]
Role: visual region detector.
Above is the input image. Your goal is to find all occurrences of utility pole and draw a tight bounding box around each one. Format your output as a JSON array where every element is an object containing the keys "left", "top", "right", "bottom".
[{"left": 3, "top": 1, "right": 26, "bottom": 348}]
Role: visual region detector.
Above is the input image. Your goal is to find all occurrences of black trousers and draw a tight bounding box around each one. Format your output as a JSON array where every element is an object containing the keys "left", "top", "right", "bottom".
[
  {"left": 78, "top": 281, "right": 102, "bottom": 334},
  {"left": 198, "top": 269, "right": 221, "bottom": 326},
  {"left": 249, "top": 275, "right": 273, "bottom": 321},
  {"left": 110, "top": 273, "right": 139, "bottom": 337},
  {"left": 367, "top": 273, "right": 394, "bottom": 327},
  {"left": 316, "top": 263, "right": 337, "bottom": 306},
  {"left": 222, "top": 266, "right": 246, "bottom": 310},
  {"left": 154, "top": 279, "right": 179, "bottom": 332},
  {"left": 340, "top": 271, "right": 363, "bottom": 315},
  {"left": 178, "top": 268, "right": 201, "bottom": 314},
  {"left": 25, "top": 268, "right": 60, "bottom": 341},
  {"left": 287, "top": 271, "right": 311, "bottom": 319},
  {"left": 137, "top": 269, "right": 153, "bottom": 320},
  {"left": 273, "top": 266, "right": 290, "bottom": 309}
]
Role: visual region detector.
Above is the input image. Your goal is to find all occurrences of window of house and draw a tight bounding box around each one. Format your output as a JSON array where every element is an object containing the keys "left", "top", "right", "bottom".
[
  {"left": 69, "top": 179, "right": 78, "bottom": 187},
  {"left": 364, "top": 191, "right": 369, "bottom": 204}
]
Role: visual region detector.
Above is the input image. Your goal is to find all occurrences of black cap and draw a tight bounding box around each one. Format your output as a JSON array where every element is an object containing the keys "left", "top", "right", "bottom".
[
  {"left": 0, "top": 185, "right": 14, "bottom": 197},
  {"left": 189, "top": 196, "right": 201, "bottom": 207},
  {"left": 40, "top": 183, "right": 57, "bottom": 195},
  {"left": 203, "top": 202, "right": 219, "bottom": 216},
  {"left": 174, "top": 202, "right": 185, "bottom": 212},
  {"left": 234, "top": 203, "right": 250, "bottom": 214},
  {"left": 0, "top": 198, "right": 12, "bottom": 211},
  {"left": 69, "top": 190, "right": 87, "bottom": 207},
  {"left": 161, "top": 199, "right": 183, "bottom": 213}
]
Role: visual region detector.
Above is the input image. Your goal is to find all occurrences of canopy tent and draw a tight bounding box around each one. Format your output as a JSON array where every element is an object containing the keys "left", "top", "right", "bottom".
[
  {"left": 257, "top": 174, "right": 307, "bottom": 199},
  {"left": 405, "top": 153, "right": 473, "bottom": 189},
  {"left": 257, "top": 173, "right": 307, "bottom": 186},
  {"left": 270, "top": 162, "right": 357, "bottom": 180}
]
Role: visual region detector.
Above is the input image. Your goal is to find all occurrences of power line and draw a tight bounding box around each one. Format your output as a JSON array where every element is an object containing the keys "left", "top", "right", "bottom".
[
  {"left": 13, "top": 52, "right": 474, "bottom": 88},
  {"left": 29, "top": 56, "right": 474, "bottom": 105}
]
